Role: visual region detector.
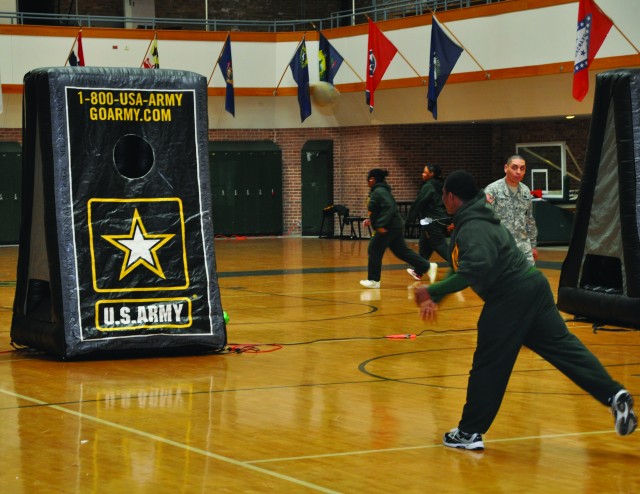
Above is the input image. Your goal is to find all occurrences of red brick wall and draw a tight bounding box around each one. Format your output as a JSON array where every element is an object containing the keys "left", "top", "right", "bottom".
[
  {"left": 0, "top": 129, "right": 22, "bottom": 141},
  {"left": 491, "top": 118, "right": 591, "bottom": 192},
  {"left": 0, "top": 118, "right": 591, "bottom": 235}
]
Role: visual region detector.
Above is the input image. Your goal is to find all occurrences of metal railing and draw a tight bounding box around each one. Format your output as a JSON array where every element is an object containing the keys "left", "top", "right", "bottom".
[{"left": 0, "top": 0, "right": 506, "bottom": 32}]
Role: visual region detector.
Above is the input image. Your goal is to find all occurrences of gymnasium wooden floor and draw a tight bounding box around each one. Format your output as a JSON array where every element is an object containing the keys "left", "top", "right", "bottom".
[{"left": 0, "top": 238, "right": 638, "bottom": 493}]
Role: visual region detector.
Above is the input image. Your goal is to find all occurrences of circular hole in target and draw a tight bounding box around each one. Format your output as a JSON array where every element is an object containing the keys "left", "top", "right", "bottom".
[{"left": 113, "top": 134, "right": 155, "bottom": 179}]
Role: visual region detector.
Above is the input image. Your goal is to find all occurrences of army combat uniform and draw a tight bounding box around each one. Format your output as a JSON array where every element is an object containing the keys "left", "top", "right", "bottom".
[{"left": 485, "top": 177, "right": 537, "bottom": 264}]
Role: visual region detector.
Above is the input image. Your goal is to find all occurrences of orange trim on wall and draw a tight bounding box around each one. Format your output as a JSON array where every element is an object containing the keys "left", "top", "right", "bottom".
[{"left": 4, "top": 53, "right": 638, "bottom": 98}]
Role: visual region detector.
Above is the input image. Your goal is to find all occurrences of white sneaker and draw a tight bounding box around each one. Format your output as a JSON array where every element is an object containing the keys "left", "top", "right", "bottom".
[
  {"left": 407, "top": 268, "right": 422, "bottom": 281},
  {"left": 428, "top": 262, "right": 438, "bottom": 283},
  {"left": 611, "top": 389, "right": 638, "bottom": 436},
  {"left": 360, "top": 280, "right": 380, "bottom": 289}
]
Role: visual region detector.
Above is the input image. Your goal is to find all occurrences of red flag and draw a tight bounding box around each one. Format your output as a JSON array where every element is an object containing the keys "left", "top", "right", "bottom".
[
  {"left": 68, "top": 30, "right": 85, "bottom": 66},
  {"left": 573, "top": 0, "right": 612, "bottom": 101},
  {"left": 365, "top": 19, "right": 398, "bottom": 112}
]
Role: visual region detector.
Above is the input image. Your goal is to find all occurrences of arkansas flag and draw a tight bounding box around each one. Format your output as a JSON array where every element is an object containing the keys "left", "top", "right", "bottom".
[
  {"left": 365, "top": 19, "right": 398, "bottom": 112},
  {"left": 573, "top": 0, "right": 612, "bottom": 101}
]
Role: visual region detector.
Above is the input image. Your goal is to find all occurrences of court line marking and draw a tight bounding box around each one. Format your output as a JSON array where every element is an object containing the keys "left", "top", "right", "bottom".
[
  {"left": 0, "top": 388, "right": 341, "bottom": 494},
  {"left": 248, "top": 429, "right": 618, "bottom": 463}
]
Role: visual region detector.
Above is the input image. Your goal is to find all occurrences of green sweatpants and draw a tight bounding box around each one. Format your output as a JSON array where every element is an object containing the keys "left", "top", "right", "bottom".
[
  {"left": 458, "top": 270, "right": 622, "bottom": 433},
  {"left": 367, "top": 226, "right": 429, "bottom": 281}
]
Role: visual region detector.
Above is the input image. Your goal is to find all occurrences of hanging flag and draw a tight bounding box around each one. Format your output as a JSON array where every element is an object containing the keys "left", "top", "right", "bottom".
[
  {"left": 143, "top": 35, "right": 160, "bottom": 69},
  {"left": 427, "top": 19, "right": 463, "bottom": 120},
  {"left": 289, "top": 36, "right": 311, "bottom": 123},
  {"left": 217, "top": 35, "right": 235, "bottom": 116},
  {"left": 319, "top": 32, "right": 344, "bottom": 85},
  {"left": 68, "top": 30, "right": 85, "bottom": 66},
  {"left": 573, "top": 0, "right": 613, "bottom": 101},
  {"left": 366, "top": 19, "right": 398, "bottom": 112}
]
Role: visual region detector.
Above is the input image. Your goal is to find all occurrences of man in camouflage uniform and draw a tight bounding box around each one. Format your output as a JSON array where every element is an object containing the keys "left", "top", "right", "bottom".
[{"left": 485, "top": 155, "right": 538, "bottom": 264}]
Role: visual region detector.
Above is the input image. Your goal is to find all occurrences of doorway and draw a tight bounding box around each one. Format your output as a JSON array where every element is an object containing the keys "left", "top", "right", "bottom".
[{"left": 301, "top": 140, "right": 333, "bottom": 236}]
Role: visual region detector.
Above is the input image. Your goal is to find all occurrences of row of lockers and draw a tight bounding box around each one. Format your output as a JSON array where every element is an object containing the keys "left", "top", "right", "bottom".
[
  {"left": 0, "top": 143, "right": 21, "bottom": 244},
  {"left": 0, "top": 141, "right": 284, "bottom": 243}
]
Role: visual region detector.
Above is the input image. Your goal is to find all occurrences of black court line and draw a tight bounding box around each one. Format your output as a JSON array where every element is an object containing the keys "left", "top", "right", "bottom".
[{"left": 217, "top": 260, "right": 564, "bottom": 278}]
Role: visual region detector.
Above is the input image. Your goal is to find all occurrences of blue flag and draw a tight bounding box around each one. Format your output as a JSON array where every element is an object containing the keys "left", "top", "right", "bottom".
[
  {"left": 319, "top": 32, "right": 344, "bottom": 85},
  {"left": 427, "top": 19, "right": 463, "bottom": 120},
  {"left": 289, "top": 37, "right": 311, "bottom": 122},
  {"left": 217, "top": 35, "right": 235, "bottom": 116}
]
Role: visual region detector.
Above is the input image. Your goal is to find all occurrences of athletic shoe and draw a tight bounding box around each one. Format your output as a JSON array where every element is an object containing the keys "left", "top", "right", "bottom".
[
  {"left": 428, "top": 262, "right": 438, "bottom": 284},
  {"left": 360, "top": 280, "right": 380, "bottom": 289},
  {"left": 611, "top": 389, "right": 638, "bottom": 436},
  {"left": 407, "top": 268, "right": 422, "bottom": 281},
  {"left": 443, "top": 428, "right": 485, "bottom": 450}
]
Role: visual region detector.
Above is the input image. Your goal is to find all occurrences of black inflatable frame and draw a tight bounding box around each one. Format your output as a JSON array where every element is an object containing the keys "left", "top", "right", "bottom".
[
  {"left": 11, "top": 67, "right": 227, "bottom": 358},
  {"left": 558, "top": 69, "right": 640, "bottom": 329}
]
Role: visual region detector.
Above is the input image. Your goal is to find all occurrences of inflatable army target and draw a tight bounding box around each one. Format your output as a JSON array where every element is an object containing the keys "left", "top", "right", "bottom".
[
  {"left": 558, "top": 69, "right": 640, "bottom": 329},
  {"left": 11, "top": 67, "right": 227, "bottom": 358}
]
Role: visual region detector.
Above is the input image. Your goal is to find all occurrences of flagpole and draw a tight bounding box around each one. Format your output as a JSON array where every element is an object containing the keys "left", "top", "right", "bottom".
[
  {"left": 612, "top": 23, "right": 640, "bottom": 55},
  {"left": 274, "top": 34, "right": 305, "bottom": 95},
  {"left": 337, "top": 53, "right": 365, "bottom": 83},
  {"left": 364, "top": 15, "right": 424, "bottom": 84},
  {"left": 140, "top": 31, "right": 156, "bottom": 68},
  {"left": 310, "top": 22, "right": 364, "bottom": 84},
  {"left": 431, "top": 12, "right": 489, "bottom": 78},
  {"left": 208, "top": 33, "right": 230, "bottom": 86},
  {"left": 64, "top": 29, "right": 81, "bottom": 67},
  {"left": 396, "top": 51, "right": 425, "bottom": 84}
]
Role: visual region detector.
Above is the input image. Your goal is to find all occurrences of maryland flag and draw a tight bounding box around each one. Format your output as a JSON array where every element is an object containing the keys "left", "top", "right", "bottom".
[{"left": 143, "top": 35, "right": 160, "bottom": 69}]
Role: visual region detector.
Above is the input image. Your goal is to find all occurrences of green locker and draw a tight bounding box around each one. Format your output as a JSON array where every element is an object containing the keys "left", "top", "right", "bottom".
[
  {"left": 209, "top": 141, "right": 282, "bottom": 236},
  {"left": 0, "top": 142, "right": 22, "bottom": 244}
]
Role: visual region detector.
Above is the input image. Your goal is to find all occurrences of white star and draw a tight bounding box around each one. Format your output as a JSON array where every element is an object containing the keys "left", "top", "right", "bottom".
[
  {"left": 118, "top": 224, "right": 163, "bottom": 267},
  {"left": 102, "top": 208, "right": 175, "bottom": 280}
]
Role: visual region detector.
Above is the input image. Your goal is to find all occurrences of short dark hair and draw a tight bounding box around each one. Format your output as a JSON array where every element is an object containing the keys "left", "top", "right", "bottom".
[
  {"left": 427, "top": 164, "right": 442, "bottom": 179},
  {"left": 367, "top": 168, "right": 389, "bottom": 183},
  {"left": 506, "top": 154, "right": 525, "bottom": 165},
  {"left": 444, "top": 170, "right": 478, "bottom": 202}
]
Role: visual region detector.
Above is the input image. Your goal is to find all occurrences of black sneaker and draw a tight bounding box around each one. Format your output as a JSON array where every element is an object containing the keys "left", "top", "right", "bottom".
[
  {"left": 611, "top": 389, "right": 638, "bottom": 436},
  {"left": 443, "top": 428, "right": 484, "bottom": 450}
]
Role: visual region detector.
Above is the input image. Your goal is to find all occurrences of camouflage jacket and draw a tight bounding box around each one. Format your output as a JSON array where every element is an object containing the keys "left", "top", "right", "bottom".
[{"left": 484, "top": 178, "right": 538, "bottom": 264}]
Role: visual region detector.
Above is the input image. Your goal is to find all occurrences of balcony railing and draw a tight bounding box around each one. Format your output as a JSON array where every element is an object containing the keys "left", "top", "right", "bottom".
[{"left": 0, "top": 0, "right": 507, "bottom": 32}]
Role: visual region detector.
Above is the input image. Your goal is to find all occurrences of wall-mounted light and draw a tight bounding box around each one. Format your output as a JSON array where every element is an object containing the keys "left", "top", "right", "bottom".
[{"left": 565, "top": 115, "right": 576, "bottom": 120}]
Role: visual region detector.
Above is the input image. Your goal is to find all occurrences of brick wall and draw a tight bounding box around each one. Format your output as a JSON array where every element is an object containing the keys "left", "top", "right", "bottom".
[
  {"left": 0, "top": 118, "right": 591, "bottom": 234},
  {"left": 0, "top": 129, "right": 22, "bottom": 141},
  {"left": 491, "top": 118, "right": 591, "bottom": 192}
]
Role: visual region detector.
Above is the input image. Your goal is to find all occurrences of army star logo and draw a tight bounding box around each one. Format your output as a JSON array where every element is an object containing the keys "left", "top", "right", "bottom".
[{"left": 102, "top": 208, "right": 175, "bottom": 280}]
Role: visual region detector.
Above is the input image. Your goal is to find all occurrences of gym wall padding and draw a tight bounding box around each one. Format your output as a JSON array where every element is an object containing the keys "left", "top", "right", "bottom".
[
  {"left": 557, "top": 69, "right": 640, "bottom": 329},
  {"left": 11, "top": 67, "right": 227, "bottom": 358}
]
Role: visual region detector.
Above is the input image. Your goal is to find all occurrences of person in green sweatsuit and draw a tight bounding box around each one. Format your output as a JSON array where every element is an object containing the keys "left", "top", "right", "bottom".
[
  {"left": 359, "top": 169, "right": 430, "bottom": 289},
  {"left": 415, "top": 170, "right": 636, "bottom": 451},
  {"left": 407, "top": 163, "right": 451, "bottom": 265}
]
